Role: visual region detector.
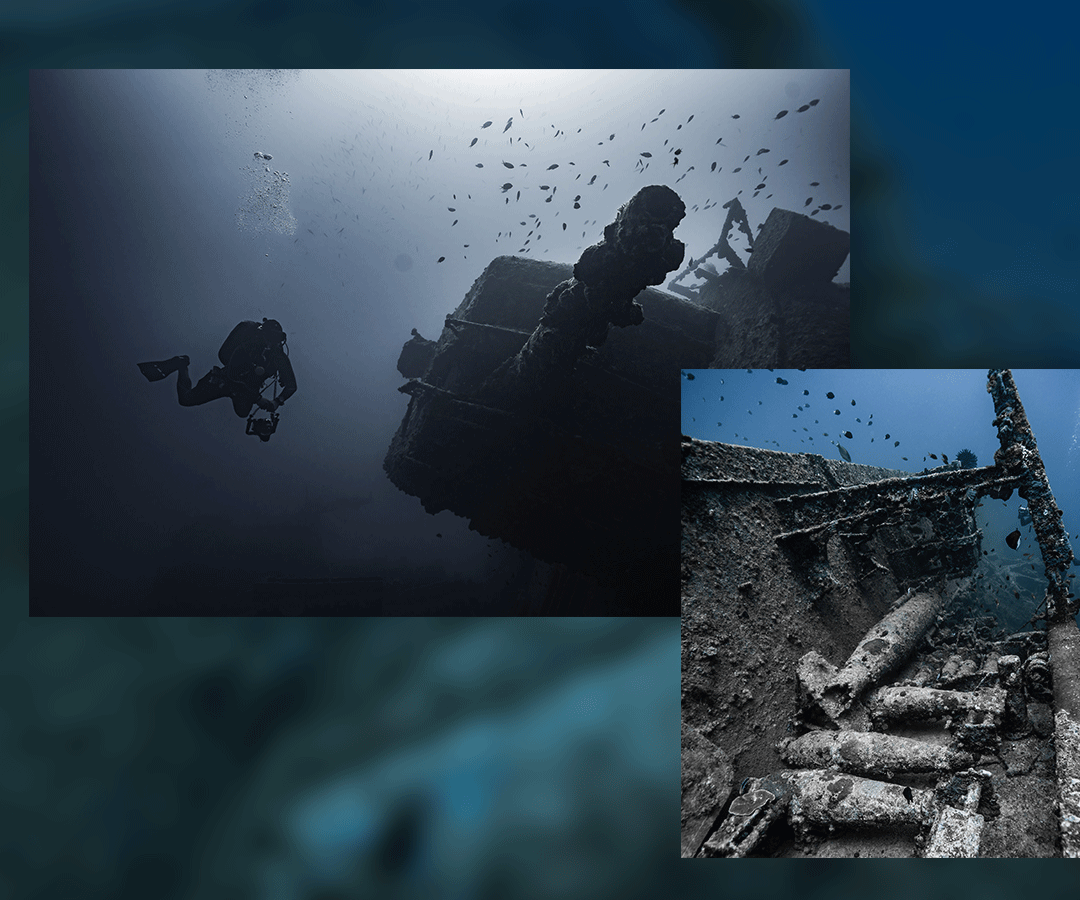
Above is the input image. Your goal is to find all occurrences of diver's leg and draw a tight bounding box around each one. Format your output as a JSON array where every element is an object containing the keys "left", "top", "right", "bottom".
[
  {"left": 139, "top": 354, "right": 189, "bottom": 383},
  {"left": 231, "top": 389, "right": 257, "bottom": 418},
  {"left": 176, "top": 361, "right": 194, "bottom": 405},
  {"left": 179, "top": 365, "right": 230, "bottom": 407}
]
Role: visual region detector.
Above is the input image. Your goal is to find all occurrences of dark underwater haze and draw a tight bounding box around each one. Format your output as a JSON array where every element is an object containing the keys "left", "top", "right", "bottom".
[{"left": 30, "top": 68, "right": 846, "bottom": 613}]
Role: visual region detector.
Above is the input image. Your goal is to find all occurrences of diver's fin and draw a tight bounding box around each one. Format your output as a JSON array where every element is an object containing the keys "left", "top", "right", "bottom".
[{"left": 137, "top": 356, "right": 188, "bottom": 382}]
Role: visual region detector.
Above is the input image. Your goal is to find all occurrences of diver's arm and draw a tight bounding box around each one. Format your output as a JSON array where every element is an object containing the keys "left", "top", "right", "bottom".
[{"left": 276, "top": 353, "right": 297, "bottom": 404}]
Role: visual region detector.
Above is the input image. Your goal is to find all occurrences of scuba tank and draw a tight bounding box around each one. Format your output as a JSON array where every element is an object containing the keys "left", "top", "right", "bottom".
[
  {"left": 220, "top": 319, "right": 285, "bottom": 385},
  {"left": 219, "top": 319, "right": 288, "bottom": 442},
  {"left": 218, "top": 320, "right": 263, "bottom": 368}
]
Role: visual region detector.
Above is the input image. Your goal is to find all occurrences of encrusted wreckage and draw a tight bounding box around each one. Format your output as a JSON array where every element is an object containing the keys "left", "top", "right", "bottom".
[
  {"left": 666, "top": 198, "right": 849, "bottom": 367},
  {"left": 682, "top": 369, "right": 1080, "bottom": 857}
]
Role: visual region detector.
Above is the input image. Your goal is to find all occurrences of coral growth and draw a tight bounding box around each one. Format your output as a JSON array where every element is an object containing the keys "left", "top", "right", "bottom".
[{"left": 955, "top": 448, "right": 978, "bottom": 468}]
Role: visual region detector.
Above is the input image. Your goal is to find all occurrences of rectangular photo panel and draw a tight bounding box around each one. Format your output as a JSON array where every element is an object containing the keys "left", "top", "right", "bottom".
[{"left": 681, "top": 368, "right": 1080, "bottom": 858}]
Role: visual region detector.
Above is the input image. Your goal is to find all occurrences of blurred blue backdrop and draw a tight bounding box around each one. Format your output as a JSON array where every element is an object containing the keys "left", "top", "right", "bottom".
[{"left": 4, "top": 0, "right": 1076, "bottom": 891}]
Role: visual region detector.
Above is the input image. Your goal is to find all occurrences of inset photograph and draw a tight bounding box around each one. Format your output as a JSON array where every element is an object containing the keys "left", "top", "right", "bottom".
[{"left": 681, "top": 369, "right": 1080, "bottom": 858}]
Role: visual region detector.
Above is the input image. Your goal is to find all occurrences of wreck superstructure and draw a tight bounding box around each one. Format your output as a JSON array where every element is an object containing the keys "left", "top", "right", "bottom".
[
  {"left": 385, "top": 189, "right": 850, "bottom": 613},
  {"left": 682, "top": 369, "right": 1080, "bottom": 857}
]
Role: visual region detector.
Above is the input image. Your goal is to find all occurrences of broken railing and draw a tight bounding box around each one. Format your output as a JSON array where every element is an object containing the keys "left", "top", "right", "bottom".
[{"left": 667, "top": 196, "right": 754, "bottom": 298}]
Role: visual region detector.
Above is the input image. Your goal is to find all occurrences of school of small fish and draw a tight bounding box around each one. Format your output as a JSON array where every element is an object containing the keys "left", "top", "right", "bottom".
[
  {"left": 288, "top": 79, "right": 843, "bottom": 270},
  {"left": 682, "top": 369, "right": 971, "bottom": 470}
]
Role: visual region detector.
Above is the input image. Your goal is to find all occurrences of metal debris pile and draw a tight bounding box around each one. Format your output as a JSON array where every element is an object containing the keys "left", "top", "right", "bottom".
[{"left": 700, "top": 586, "right": 1022, "bottom": 857}]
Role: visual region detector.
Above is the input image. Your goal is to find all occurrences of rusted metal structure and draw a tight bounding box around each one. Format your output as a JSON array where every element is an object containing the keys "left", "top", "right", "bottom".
[
  {"left": 986, "top": 369, "right": 1080, "bottom": 856},
  {"left": 682, "top": 369, "right": 1080, "bottom": 857}
]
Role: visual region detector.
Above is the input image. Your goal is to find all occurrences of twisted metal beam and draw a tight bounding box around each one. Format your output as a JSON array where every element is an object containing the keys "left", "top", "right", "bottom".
[
  {"left": 987, "top": 368, "right": 1080, "bottom": 857},
  {"left": 986, "top": 369, "right": 1074, "bottom": 622}
]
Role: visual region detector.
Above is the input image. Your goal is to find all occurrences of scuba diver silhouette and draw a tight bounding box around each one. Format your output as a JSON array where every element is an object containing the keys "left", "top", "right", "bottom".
[{"left": 138, "top": 318, "right": 297, "bottom": 442}]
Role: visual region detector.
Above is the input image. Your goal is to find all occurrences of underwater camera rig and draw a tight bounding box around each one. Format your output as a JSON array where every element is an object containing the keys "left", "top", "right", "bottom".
[
  {"left": 241, "top": 329, "right": 290, "bottom": 443},
  {"left": 246, "top": 408, "right": 280, "bottom": 442},
  {"left": 245, "top": 367, "right": 283, "bottom": 443}
]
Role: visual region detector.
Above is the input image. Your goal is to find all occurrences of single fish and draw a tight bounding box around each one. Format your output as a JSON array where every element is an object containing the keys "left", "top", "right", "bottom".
[{"left": 775, "top": 110, "right": 788, "bottom": 119}]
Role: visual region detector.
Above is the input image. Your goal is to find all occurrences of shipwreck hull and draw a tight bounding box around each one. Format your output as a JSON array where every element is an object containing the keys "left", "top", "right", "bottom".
[{"left": 385, "top": 255, "right": 719, "bottom": 609}]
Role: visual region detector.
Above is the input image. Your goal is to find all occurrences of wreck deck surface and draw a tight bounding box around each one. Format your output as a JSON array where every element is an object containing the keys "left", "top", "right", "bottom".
[{"left": 681, "top": 436, "right": 1061, "bottom": 858}]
